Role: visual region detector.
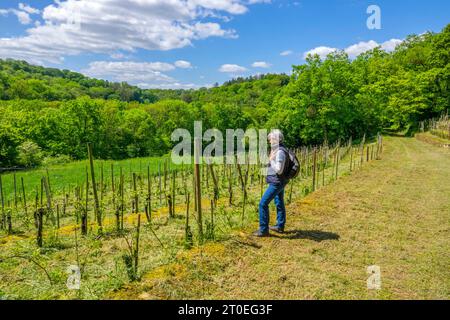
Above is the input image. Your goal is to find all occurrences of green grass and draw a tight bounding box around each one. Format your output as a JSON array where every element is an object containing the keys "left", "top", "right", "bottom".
[
  {"left": 416, "top": 132, "right": 450, "bottom": 147},
  {"left": 0, "top": 139, "right": 360, "bottom": 300},
  {"left": 0, "top": 155, "right": 174, "bottom": 202},
  {"left": 114, "top": 136, "right": 450, "bottom": 300},
  {"left": 2, "top": 137, "right": 447, "bottom": 300}
]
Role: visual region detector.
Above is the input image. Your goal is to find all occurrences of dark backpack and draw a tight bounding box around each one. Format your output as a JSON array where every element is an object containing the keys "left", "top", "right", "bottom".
[{"left": 279, "top": 146, "right": 300, "bottom": 180}]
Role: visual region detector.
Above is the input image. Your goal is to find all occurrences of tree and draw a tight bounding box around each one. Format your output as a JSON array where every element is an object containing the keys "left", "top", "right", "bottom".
[{"left": 17, "top": 141, "right": 43, "bottom": 168}]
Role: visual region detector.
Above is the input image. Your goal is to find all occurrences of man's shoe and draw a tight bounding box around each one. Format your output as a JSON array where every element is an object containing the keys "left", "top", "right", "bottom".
[
  {"left": 269, "top": 226, "right": 284, "bottom": 233},
  {"left": 253, "top": 230, "right": 270, "bottom": 238}
]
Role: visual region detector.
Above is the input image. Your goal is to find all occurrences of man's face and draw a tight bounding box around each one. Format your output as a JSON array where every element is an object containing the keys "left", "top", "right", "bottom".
[{"left": 269, "top": 135, "right": 280, "bottom": 146}]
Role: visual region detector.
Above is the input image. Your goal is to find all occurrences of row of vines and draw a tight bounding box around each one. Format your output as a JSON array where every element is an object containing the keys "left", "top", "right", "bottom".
[{"left": 0, "top": 135, "right": 383, "bottom": 298}]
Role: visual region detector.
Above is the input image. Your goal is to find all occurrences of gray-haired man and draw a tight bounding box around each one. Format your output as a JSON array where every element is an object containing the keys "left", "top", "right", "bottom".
[{"left": 254, "top": 129, "right": 289, "bottom": 237}]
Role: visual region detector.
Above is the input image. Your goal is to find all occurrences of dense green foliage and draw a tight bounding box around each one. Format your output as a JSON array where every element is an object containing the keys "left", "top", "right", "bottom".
[
  {"left": 0, "top": 59, "right": 161, "bottom": 103},
  {"left": 268, "top": 28, "right": 450, "bottom": 145},
  {"left": 0, "top": 24, "right": 449, "bottom": 168}
]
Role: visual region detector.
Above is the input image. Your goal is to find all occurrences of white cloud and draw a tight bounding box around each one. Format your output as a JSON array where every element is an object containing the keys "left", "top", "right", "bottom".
[
  {"left": 252, "top": 61, "right": 271, "bottom": 68},
  {"left": 247, "top": 0, "right": 272, "bottom": 4},
  {"left": 81, "top": 60, "right": 204, "bottom": 89},
  {"left": 110, "top": 53, "right": 126, "bottom": 60},
  {"left": 190, "top": 0, "right": 247, "bottom": 14},
  {"left": 380, "top": 39, "right": 403, "bottom": 52},
  {"left": 14, "top": 10, "right": 32, "bottom": 24},
  {"left": 0, "top": 9, "right": 30, "bottom": 25},
  {"left": 82, "top": 61, "right": 175, "bottom": 83},
  {"left": 280, "top": 50, "right": 293, "bottom": 56},
  {"left": 0, "top": 3, "right": 40, "bottom": 25},
  {"left": 304, "top": 38, "right": 404, "bottom": 60},
  {"left": 175, "top": 60, "right": 193, "bottom": 69},
  {"left": 219, "top": 64, "right": 248, "bottom": 73},
  {"left": 18, "top": 3, "right": 40, "bottom": 15},
  {"left": 303, "top": 46, "right": 337, "bottom": 59},
  {"left": 0, "top": 0, "right": 269, "bottom": 64},
  {"left": 344, "top": 40, "right": 379, "bottom": 57},
  {"left": 138, "top": 82, "right": 211, "bottom": 89}
]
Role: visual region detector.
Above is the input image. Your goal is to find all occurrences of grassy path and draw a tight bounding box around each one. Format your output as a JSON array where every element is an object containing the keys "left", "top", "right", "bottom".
[{"left": 119, "top": 136, "right": 450, "bottom": 300}]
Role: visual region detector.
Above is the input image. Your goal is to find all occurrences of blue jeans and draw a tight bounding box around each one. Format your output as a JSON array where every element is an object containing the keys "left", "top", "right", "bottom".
[{"left": 259, "top": 183, "right": 287, "bottom": 234}]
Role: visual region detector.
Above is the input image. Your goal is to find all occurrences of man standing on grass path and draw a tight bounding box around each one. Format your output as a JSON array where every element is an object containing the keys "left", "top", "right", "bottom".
[{"left": 254, "top": 129, "right": 291, "bottom": 238}]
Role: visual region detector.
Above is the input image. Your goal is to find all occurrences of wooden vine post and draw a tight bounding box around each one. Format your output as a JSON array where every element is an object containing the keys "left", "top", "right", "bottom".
[
  {"left": 132, "top": 173, "right": 138, "bottom": 214},
  {"left": 35, "top": 208, "right": 45, "bottom": 247},
  {"left": 0, "top": 174, "right": 4, "bottom": 230},
  {"left": 194, "top": 138, "right": 203, "bottom": 242},
  {"left": 322, "top": 145, "right": 327, "bottom": 187},
  {"left": 120, "top": 169, "right": 125, "bottom": 230},
  {"left": 42, "top": 176, "right": 53, "bottom": 225},
  {"left": 21, "top": 177, "right": 27, "bottom": 216},
  {"left": 13, "top": 173, "right": 17, "bottom": 211},
  {"left": 87, "top": 143, "right": 102, "bottom": 234},
  {"left": 146, "top": 166, "right": 152, "bottom": 223},
  {"left": 171, "top": 170, "right": 176, "bottom": 217},
  {"left": 134, "top": 214, "right": 141, "bottom": 278},
  {"left": 208, "top": 163, "right": 219, "bottom": 203},
  {"left": 335, "top": 141, "right": 340, "bottom": 180},
  {"left": 360, "top": 134, "right": 366, "bottom": 167},
  {"left": 312, "top": 148, "right": 317, "bottom": 191},
  {"left": 228, "top": 165, "right": 233, "bottom": 206},
  {"left": 167, "top": 194, "right": 173, "bottom": 218},
  {"left": 111, "top": 164, "right": 120, "bottom": 230},
  {"left": 82, "top": 168, "right": 88, "bottom": 235},
  {"left": 185, "top": 193, "right": 193, "bottom": 249},
  {"left": 158, "top": 162, "right": 162, "bottom": 206}
]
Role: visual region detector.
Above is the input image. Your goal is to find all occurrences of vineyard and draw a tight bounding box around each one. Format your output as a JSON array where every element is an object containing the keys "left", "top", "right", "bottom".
[
  {"left": 0, "top": 135, "right": 383, "bottom": 299},
  {"left": 417, "top": 114, "right": 450, "bottom": 147},
  {"left": 429, "top": 115, "right": 450, "bottom": 140}
]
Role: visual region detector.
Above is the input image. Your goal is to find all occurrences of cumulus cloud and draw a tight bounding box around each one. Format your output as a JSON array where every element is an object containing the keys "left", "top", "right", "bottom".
[
  {"left": 344, "top": 40, "right": 379, "bottom": 57},
  {"left": 252, "top": 61, "right": 271, "bottom": 68},
  {"left": 380, "top": 39, "right": 403, "bottom": 52},
  {"left": 14, "top": 10, "right": 32, "bottom": 24},
  {"left": 280, "top": 50, "right": 293, "bottom": 56},
  {"left": 0, "top": 0, "right": 269, "bottom": 64},
  {"left": 175, "top": 60, "right": 193, "bottom": 69},
  {"left": 138, "top": 82, "right": 211, "bottom": 90},
  {"left": 18, "top": 3, "right": 40, "bottom": 15},
  {"left": 82, "top": 61, "right": 175, "bottom": 83},
  {"left": 219, "top": 64, "right": 248, "bottom": 73},
  {"left": 247, "top": 0, "right": 272, "bottom": 4},
  {"left": 82, "top": 60, "right": 204, "bottom": 89},
  {"left": 0, "top": 3, "right": 40, "bottom": 25},
  {"left": 304, "top": 38, "right": 403, "bottom": 60},
  {"left": 303, "top": 46, "right": 337, "bottom": 60}
]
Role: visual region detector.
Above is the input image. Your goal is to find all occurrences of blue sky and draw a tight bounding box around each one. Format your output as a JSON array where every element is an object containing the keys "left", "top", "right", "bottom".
[{"left": 0, "top": 0, "right": 449, "bottom": 89}]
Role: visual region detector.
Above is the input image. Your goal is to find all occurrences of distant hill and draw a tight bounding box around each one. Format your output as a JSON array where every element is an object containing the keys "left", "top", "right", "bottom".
[{"left": 0, "top": 59, "right": 289, "bottom": 105}]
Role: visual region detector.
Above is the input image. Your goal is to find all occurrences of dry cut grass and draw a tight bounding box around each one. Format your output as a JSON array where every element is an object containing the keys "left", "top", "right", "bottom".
[{"left": 116, "top": 136, "right": 450, "bottom": 300}]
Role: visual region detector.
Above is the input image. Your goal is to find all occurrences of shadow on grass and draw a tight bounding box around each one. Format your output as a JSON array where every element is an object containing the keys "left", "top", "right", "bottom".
[{"left": 278, "top": 230, "right": 340, "bottom": 242}]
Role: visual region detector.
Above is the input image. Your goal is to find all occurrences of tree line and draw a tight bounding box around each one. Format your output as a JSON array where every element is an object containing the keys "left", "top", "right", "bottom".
[{"left": 0, "top": 24, "right": 449, "bottom": 168}]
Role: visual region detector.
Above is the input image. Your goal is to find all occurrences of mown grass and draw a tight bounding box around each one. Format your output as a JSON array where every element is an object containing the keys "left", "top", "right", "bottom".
[
  {"left": 4, "top": 137, "right": 445, "bottom": 300},
  {"left": 416, "top": 132, "right": 450, "bottom": 147},
  {"left": 114, "top": 136, "right": 450, "bottom": 300},
  {"left": 0, "top": 139, "right": 364, "bottom": 299}
]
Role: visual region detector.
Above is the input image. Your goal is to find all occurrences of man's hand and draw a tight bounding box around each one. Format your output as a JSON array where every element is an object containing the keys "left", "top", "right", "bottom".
[{"left": 269, "top": 150, "right": 277, "bottom": 161}]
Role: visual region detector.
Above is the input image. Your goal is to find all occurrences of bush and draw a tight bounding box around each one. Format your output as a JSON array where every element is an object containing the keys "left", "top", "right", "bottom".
[
  {"left": 17, "top": 141, "right": 43, "bottom": 168},
  {"left": 42, "top": 155, "right": 73, "bottom": 167}
]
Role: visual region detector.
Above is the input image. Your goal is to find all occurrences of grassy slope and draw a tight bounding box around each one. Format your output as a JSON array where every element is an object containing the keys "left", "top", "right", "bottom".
[
  {"left": 0, "top": 155, "right": 173, "bottom": 201},
  {"left": 118, "top": 136, "right": 450, "bottom": 300},
  {"left": 416, "top": 132, "right": 450, "bottom": 147}
]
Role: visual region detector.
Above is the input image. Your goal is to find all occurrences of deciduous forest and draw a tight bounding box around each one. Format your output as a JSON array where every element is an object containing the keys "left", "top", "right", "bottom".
[{"left": 1, "top": 25, "right": 448, "bottom": 169}]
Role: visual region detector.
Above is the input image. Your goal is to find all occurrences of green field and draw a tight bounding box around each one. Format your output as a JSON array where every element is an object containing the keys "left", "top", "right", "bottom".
[
  {"left": 0, "top": 137, "right": 377, "bottom": 299},
  {"left": 0, "top": 155, "right": 174, "bottom": 202},
  {"left": 0, "top": 133, "right": 449, "bottom": 300},
  {"left": 116, "top": 136, "right": 450, "bottom": 300}
]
